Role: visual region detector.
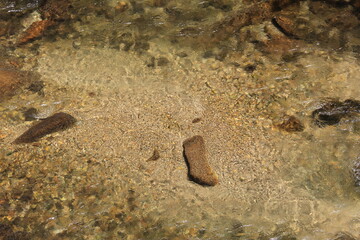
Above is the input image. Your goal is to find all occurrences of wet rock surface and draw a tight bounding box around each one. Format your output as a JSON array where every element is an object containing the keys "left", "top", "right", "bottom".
[
  {"left": 183, "top": 135, "right": 218, "bottom": 186},
  {"left": 276, "top": 115, "right": 304, "bottom": 132},
  {"left": 331, "top": 232, "right": 358, "bottom": 240},
  {"left": 13, "top": 112, "right": 76, "bottom": 144},
  {"left": 0, "top": 68, "right": 28, "bottom": 101},
  {"left": 312, "top": 99, "right": 360, "bottom": 127},
  {"left": 17, "top": 19, "right": 54, "bottom": 45}
]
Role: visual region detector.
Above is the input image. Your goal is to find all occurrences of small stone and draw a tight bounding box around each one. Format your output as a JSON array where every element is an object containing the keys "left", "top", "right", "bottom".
[
  {"left": 312, "top": 99, "right": 360, "bottom": 127},
  {"left": 147, "top": 149, "right": 160, "bottom": 161},
  {"left": 13, "top": 112, "right": 77, "bottom": 144},
  {"left": 192, "top": 118, "right": 202, "bottom": 123},
  {"left": 23, "top": 107, "right": 38, "bottom": 121},
  {"left": 17, "top": 20, "right": 54, "bottom": 45},
  {"left": 183, "top": 135, "right": 218, "bottom": 186},
  {"left": 157, "top": 57, "right": 169, "bottom": 66},
  {"left": 176, "top": 52, "right": 188, "bottom": 58},
  {"left": 27, "top": 80, "right": 44, "bottom": 93},
  {"left": 72, "top": 41, "right": 81, "bottom": 49},
  {"left": 244, "top": 64, "right": 256, "bottom": 73},
  {"left": 276, "top": 115, "right": 304, "bottom": 132}
]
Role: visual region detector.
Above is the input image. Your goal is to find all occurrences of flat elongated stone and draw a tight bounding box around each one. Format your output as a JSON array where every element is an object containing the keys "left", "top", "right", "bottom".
[
  {"left": 183, "top": 135, "right": 218, "bottom": 186},
  {"left": 13, "top": 112, "right": 76, "bottom": 144}
]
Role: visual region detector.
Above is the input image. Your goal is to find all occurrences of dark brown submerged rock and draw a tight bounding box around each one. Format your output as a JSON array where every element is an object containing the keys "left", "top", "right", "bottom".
[
  {"left": 183, "top": 135, "right": 218, "bottom": 186},
  {"left": 13, "top": 112, "right": 76, "bottom": 144},
  {"left": 277, "top": 115, "right": 304, "bottom": 132},
  {"left": 312, "top": 99, "right": 360, "bottom": 127}
]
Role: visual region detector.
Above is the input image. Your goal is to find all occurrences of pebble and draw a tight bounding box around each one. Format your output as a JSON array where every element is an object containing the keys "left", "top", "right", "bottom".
[
  {"left": 147, "top": 149, "right": 160, "bottom": 161},
  {"left": 276, "top": 115, "right": 304, "bottom": 132},
  {"left": 183, "top": 135, "right": 218, "bottom": 186},
  {"left": 13, "top": 112, "right": 76, "bottom": 144}
]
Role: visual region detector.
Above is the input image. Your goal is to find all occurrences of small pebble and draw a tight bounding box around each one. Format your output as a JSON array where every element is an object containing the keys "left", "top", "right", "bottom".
[
  {"left": 27, "top": 80, "right": 44, "bottom": 93},
  {"left": 22, "top": 107, "right": 38, "bottom": 121},
  {"left": 157, "top": 57, "right": 169, "bottom": 66},
  {"left": 244, "top": 64, "right": 256, "bottom": 73},
  {"left": 277, "top": 115, "right": 304, "bottom": 132},
  {"left": 192, "top": 118, "right": 202, "bottom": 123},
  {"left": 13, "top": 112, "right": 76, "bottom": 144},
  {"left": 183, "top": 135, "right": 218, "bottom": 186},
  {"left": 147, "top": 149, "right": 160, "bottom": 161}
]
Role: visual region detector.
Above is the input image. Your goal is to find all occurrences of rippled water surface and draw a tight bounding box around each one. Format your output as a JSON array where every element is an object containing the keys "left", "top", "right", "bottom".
[{"left": 1, "top": 0, "right": 360, "bottom": 239}]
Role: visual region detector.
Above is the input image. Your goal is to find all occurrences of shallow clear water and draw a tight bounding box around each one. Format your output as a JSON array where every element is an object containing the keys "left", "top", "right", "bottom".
[{"left": 1, "top": 0, "right": 360, "bottom": 239}]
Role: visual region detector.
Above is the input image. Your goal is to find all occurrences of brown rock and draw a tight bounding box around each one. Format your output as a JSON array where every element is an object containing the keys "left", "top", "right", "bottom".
[
  {"left": 276, "top": 115, "right": 304, "bottom": 132},
  {"left": 0, "top": 69, "right": 24, "bottom": 101},
  {"left": 13, "top": 112, "right": 77, "bottom": 144},
  {"left": 17, "top": 20, "right": 54, "bottom": 45},
  {"left": 147, "top": 149, "right": 160, "bottom": 161},
  {"left": 312, "top": 99, "right": 360, "bottom": 127},
  {"left": 192, "top": 117, "right": 202, "bottom": 123},
  {"left": 183, "top": 135, "right": 218, "bottom": 186}
]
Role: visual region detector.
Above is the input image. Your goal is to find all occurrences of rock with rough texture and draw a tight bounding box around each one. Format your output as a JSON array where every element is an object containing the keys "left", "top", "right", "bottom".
[
  {"left": 13, "top": 112, "right": 77, "bottom": 144},
  {"left": 277, "top": 115, "right": 304, "bottom": 132},
  {"left": 183, "top": 135, "right": 218, "bottom": 186},
  {"left": 331, "top": 231, "right": 357, "bottom": 240},
  {"left": 0, "top": 69, "right": 24, "bottom": 101},
  {"left": 312, "top": 99, "right": 360, "bottom": 127}
]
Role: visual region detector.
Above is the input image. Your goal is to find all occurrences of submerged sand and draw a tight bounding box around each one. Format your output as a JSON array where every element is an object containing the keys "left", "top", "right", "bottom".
[{"left": 1, "top": 35, "right": 359, "bottom": 239}]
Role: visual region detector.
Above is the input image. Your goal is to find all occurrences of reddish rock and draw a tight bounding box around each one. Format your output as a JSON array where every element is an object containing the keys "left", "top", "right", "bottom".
[
  {"left": 183, "top": 135, "right": 218, "bottom": 186},
  {"left": 0, "top": 69, "right": 25, "bottom": 101},
  {"left": 276, "top": 115, "right": 304, "bottom": 132},
  {"left": 17, "top": 20, "right": 54, "bottom": 45}
]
